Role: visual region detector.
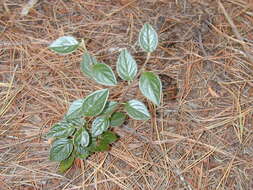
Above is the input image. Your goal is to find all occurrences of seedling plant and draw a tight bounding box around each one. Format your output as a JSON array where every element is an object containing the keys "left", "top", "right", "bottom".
[{"left": 46, "top": 23, "right": 162, "bottom": 173}]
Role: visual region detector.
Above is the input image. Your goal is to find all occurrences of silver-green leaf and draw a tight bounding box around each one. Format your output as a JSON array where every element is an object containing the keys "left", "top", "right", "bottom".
[
  {"left": 66, "top": 99, "right": 84, "bottom": 119},
  {"left": 139, "top": 72, "right": 162, "bottom": 106},
  {"left": 139, "top": 24, "right": 158, "bottom": 53},
  {"left": 92, "top": 63, "right": 117, "bottom": 86},
  {"left": 92, "top": 117, "right": 110, "bottom": 137},
  {"left": 81, "top": 52, "right": 98, "bottom": 78},
  {"left": 64, "top": 117, "right": 86, "bottom": 127},
  {"left": 124, "top": 99, "right": 150, "bottom": 120},
  {"left": 49, "top": 36, "right": 79, "bottom": 54},
  {"left": 116, "top": 49, "right": 137, "bottom": 81},
  {"left": 50, "top": 138, "right": 73, "bottom": 161},
  {"left": 74, "top": 128, "right": 90, "bottom": 147},
  {"left": 46, "top": 120, "right": 76, "bottom": 138},
  {"left": 82, "top": 89, "right": 109, "bottom": 117}
]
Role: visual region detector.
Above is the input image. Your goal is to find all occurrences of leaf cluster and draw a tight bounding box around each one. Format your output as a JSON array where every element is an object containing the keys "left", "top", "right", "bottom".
[{"left": 47, "top": 23, "right": 162, "bottom": 173}]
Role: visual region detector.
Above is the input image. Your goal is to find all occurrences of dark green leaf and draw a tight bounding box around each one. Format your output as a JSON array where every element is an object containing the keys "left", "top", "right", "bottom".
[
  {"left": 116, "top": 49, "right": 137, "bottom": 81},
  {"left": 58, "top": 152, "right": 75, "bottom": 173},
  {"left": 50, "top": 138, "right": 73, "bottom": 161},
  {"left": 101, "top": 131, "right": 119, "bottom": 144},
  {"left": 66, "top": 99, "right": 84, "bottom": 119},
  {"left": 124, "top": 99, "right": 150, "bottom": 120},
  {"left": 139, "top": 24, "right": 158, "bottom": 53},
  {"left": 49, "top": 36, "right": 79, "bottom": 54},
  {"left": 76, "top": 145, "right": 90, "bottom": 159},
  {"left": 74, "top": 127, "right": 90, "bottom": 147},
  {"left": 100, "top": 101, "right": 118, "bottom": 117},
  {"left": 92, "top": 63, "right": 117, "bottom": 86},
  {"left": 91, "top": 116, "right": 110, "bottom": 137},
  {"left": 82, "top": 89, "right": 109, "bottom": 117},
  {"left": 139, "top": 72, "right": 162, "bottom": 106},
  {"left": 89, "top": 132, "right": 119, "bottom": 152},
  {"left": 80, "top": 52, "right": 98, "bottom": 78},
  {"left": 110, "top": 112, "right": 126, "bottom": 127}
]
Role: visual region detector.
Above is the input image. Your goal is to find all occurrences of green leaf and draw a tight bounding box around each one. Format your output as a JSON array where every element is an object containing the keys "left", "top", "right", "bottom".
[
  {"left": 91, "top": 116, "right": 110, "bottom": 137},
  {"left": 94, "top": 131, "right": 119, "bottom": 152},
  {"left": 50, "top": 138, "right": 73, "bottom": 161},
  {"left": 139, "top": 72, "right": 162, "bottom": 106},
  {"left": 49, "top": 36, "right": 79, "bottom": 54},
  {"left": 46, "top": 121, "right": 76, "bottom": 138},
  {"left": 81, "top": 52, "right": 98, "bottom": 78},
  {"left": 74, "top": 127, "right": 90, "bottom": 147},
  {"left": 58, "top": 152, "right": 75, "bottom": 173},
  {"left": 100, "top": 101, "right": 118, "bottom": 117},
  {"left": 110, "top": 112, "right": 126, "bottom": 127},
  {"left": 101, "top": 131, "right": 119, "bottom": 144},
  {"left": 82, "top": 89, "right": 109, "bottom": 117},
  {"left": 92, "top": 63, "right": 117, "bottom": 86},
  {"left": 124, "top": 99, "right": 150, "bottom": 120},
  {"left": 139, "top": 23, "right": 158, "bottom": 53},
  {"left": 116, "top": 49, "right": 137, "bottom": 81},
  {"left": 89, "top": 132, "right": 119, "bottom": 152},
  {"left": 66, "top": 99, "right": 84, "bottom": 119}
]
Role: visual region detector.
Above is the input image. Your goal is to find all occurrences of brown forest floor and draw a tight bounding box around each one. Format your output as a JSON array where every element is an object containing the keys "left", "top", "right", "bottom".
[{"left": 1, "top": 0, "right": 253, "bottom": 189}]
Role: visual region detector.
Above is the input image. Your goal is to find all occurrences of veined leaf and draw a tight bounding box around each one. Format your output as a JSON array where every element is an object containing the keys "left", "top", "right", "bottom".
[
  {"left": 82, "top": 89, "right": 109, "bottom": 117},
  {"left": 110, "top": 112, "right": 126, "bottom": 127},
  {"left": 49, "top": 36, "right": 79, "bottom": 54},
  {"left": 46, "top": 121, "right": 75, "bottom": 139},
  {"left": 50, "top": 138, "right": 73, "bottom": 161},
  {"left": 58, "top": 152, "right": 75, "bottom": 173},
  {"left": 116, "top": 49, "right": 137, "bottom": 81},
  {"left": 92, "top": 63, "right": 117, "bottom": 86},
  {"left": 91, "top": 116, "right": 110, "bottom": 137},
  {"left": 64, "top": 117, "right": 86, "bottom": 127},
  {"left": 139, "top": 72, "right": 162, "bottom": 106},
  {"left": 100, "top": 101, "right": 118, "bottom": 117},
  {"left": 124, "top": 99, "right": 150, "bottom": 120},
  {"left": 66, "top": 99, "right": 84, "bottom": 119},
  {"left": 81, "top": 52, "right": 98, "bottom": 78},
  {"left": 139, "top": 24, "right": 158, "bottom": 53}
]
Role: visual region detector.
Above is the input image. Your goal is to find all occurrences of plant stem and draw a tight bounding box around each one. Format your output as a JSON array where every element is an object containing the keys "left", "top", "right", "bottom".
[
  {"left": 80, "top": 39, "right": 87, "bottom": 52},
  {"left": 139, "top": 52, "right": 151, "bottom": 74}
]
